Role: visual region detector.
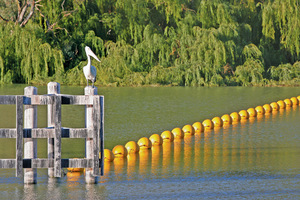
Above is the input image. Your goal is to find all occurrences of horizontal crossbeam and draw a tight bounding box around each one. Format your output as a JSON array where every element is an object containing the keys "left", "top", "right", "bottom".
[
  {"left": 0, "top": 158, "right": 102, "bottom": 169},
  {"left": 0, "top": 95, "right": 103, "bottom": 105},
  {"left": 0, "top": 128, "right": 94, "bottom": 138}
]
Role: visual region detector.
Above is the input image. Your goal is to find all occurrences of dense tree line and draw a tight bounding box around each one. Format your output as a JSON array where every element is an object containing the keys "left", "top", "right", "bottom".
[{"left": 0, "top": 0, "right": 299, "bottom": 86}]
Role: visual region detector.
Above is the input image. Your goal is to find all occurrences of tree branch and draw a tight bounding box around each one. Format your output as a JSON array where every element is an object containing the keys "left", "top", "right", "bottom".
[
  {"left": 46, "top": 9, "right": 78, "bottom": 32},
  {"left": 16, "top": 0, "right": 22, "bottom": 17},
  {"left": 61, "top": 0, "right": 66, "bottom": 11},
  {"left": 20, "top": 0, "right": 35, "bottom": 27},
  {"left": 0, "top": 15, "right": 9, "bottom": 22},
  {"left": 17, "top": 3, "right": 28, "bottom": 23}
]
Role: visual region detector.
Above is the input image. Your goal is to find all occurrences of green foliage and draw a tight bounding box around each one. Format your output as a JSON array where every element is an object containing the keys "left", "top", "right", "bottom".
[
  {"left": 235, "top": 59, "right": 265, "bottom": 86},
  {"left": 0, "top": 0, "right": 299, "bottom": 86},
  {"left": 0, "top": 22, "right": 64, "bottom": 84},
  {"left": 269, "top": 62, "right": 300, "bottom": 83}
]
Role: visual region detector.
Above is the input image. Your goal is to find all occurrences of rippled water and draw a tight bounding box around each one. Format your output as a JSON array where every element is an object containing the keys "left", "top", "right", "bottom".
[{"left": 0, "top": 85, "right": 299, "bottom": 199}]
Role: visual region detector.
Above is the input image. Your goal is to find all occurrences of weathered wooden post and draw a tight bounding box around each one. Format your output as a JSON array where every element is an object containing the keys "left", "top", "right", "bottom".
[
  {"left": 47, "top": 82, "right": 60, "bottom": 178},
  {"left": 24, "top": 86, "right": 37, "bottom": 184},
  {"left": 85, "top": 86, "right": 98, "bottom": 184}
]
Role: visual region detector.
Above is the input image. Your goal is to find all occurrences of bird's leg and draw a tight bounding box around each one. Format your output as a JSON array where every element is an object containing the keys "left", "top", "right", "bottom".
[
  {"left": 92, "top": 81, "right": 94, "bottom": 88},
  {"left": 87, "top": 79, "right": 89, "bottom": 87}
]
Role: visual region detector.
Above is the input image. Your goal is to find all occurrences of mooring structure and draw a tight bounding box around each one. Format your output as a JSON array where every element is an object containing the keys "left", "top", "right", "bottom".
[{"left": 0, "top": 82, "right": 104, "bottom": 184}]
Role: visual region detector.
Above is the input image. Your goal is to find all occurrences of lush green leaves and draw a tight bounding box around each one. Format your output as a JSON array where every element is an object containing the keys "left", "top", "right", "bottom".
[{"left": 0, "top": 0, "right": 299, "bottom": 86}]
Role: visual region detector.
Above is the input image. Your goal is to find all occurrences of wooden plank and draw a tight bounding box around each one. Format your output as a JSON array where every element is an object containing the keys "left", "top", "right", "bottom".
[
  {"left": 22, "top": 128, "right": 89, "bottom": 138},
  {"left": 60, "top": 95, "right": 94, "bottom": 105},
  {"left": 23, "top": 95, "right": 54, "bottom": 105},
  {"left": 100, "top": 96, "right": 104, "bottom": 176},
  {"left": 23, "top": 158, "right": 52, "bottom": 168},
  {"left": 22, "top": 159, "right": 95, "bottom": 168},
  {"left": 0, "top": 159, "right": 16, "bottom": 168},
  {"left": 23, "top": 128, "right": 54, "bottom": 138},
  {"left": 16, "top": 95, "right": 23, "bottom": 177},
  {"left": 0, "top": 129, "right": 16, "bottom": 138},
  {"left": 24, "top": 87, "right": 38, "bottom": 184},
  {"left": 47, "top": 82, "right": 60, "bottom": 178},
  {"left": 61, "top": 128, "right": 89, "bottom": 138},
  {"left": 92, "top": 96, "right": 100, "bottom": 176},
  {"left": 54, "top": 95, "right": 62, "bottom": 177},
  {"left": 31, "top": 95, "right": 54, "bottom": 105},
  {"left": 0, "top": 95, "right": 16, "bottom": 104},
  {"left": 0, "top": 128, "right": 90, "bottom": 139},
  {"left": 61, "top": 158, "right": 93, "bottom": 168},
  {"left": 84, "top": 86, "right": 98, "bottom": 183}
]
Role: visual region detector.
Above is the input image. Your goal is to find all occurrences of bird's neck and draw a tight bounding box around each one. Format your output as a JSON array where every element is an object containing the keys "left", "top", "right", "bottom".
[{"left": 87, "top": 56, "right": 91, "bottom": 71}]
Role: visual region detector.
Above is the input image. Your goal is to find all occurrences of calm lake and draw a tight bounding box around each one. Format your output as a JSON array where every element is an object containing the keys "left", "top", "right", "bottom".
[{"left": 0, "top": 85, "right": 299, "bottom": 199}]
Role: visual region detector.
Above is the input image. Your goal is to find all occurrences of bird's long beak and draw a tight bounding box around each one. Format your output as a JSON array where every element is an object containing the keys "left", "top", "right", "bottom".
[{"left": 88, "top": 49, "right": 101, "bottom": 62}]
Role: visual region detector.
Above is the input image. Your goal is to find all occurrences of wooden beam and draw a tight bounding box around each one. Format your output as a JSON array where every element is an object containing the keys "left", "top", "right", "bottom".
[
  {"left": 16, "top": 95, "right": 23, "bottom": 177},
  {"left": 24, "top": 128, "right": 54, "bottom": 138},
  {"left": 84, "top": 86, "right": 98, "bottom": 183},
  {"left": 0, "top": 95, "right": 16, "bottom": 104},
  {"left": 54, "top": 95, "right": 62, "bottom": 177},
  {"left": 23, "top": 95, "right": 54, "bottom": 105},
  {"left": 60, "top": 95, "right": 94, "bottom": 105},
  {"left": 61, "top": 158, "right": 94, "bottom": 168},
  {"left": 24, "top": 86, "right": 38, "bottom": 183},
  {"left": 0, "top": 94, "right": 101, "bottom": 105},
  {"left": 47, "top": 82, "right": 60, "bottom": 178},
  {"left": 92, "top": 96, "right": 100, "bottom": 176},
  {"left": 23, "top": 158, "right": 95, "bottom": 168},
  {"left": 0, "top": 159, "right": 16, "bottom": 168},
  {"left": 100, "top": 96, "right": 104, "bottom": 176},
  {"left": 61, "top": 128, "right": 89, "bottom": 138},
  {"left": 0, "top": 129, "right": 16, "bottom": 138}
]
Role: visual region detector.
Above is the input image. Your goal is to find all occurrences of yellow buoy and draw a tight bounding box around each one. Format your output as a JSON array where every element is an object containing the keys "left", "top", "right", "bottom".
[
  {"left": 212, "top": 117, "right": 223, "bottom": 127},
  {"left": 112, "top": 145, "right": 128, "bottom": 158},
  {"left": 149, "top": 134, "right": 163, "bottom": 146},
  {"left": 284, "top": 99, "right": 292, "bottom": 107},
  {"left": 255, "top": 106, "right": 265, "bottom": 115},
  {"left": 290, "top": 97, "right": 299, "bottom": 106},
  {"left": 67, "top": 168, "right": 84, "bottom": 172},
  {"left": 161, "top": 130, "right": 174, "bottom": 142},
  {"left": 230, "top": 112, "right": 241, "bottom": 122},
  {"left": 67, "top": 158, "right": 84, "bottom": 172},
  {"left": 202, "top": 119, "right": 214, "bottom": 130},
  {"left": 297, "top": 96, "right": 300, "bottom": 104},
  {"left": 263, "top": 104, "right": 272, "bottom": 113},
  {"left": 270, "top": 102, "right": 279, "bottom": 111},
  {"left": 172, "top": 127, "right": 184, "bottom": 139},
  {"left": 67, "top": 171, "right": 81, "bottom": 181},
  {"left": 247, "top": 108, "right": 257, "bottom": 117},
  {"left": 221, "top": 114, "right": 232, "bottom": 125},
  {"left": 277, "top": 100, "right": 286, "bottom": 109},
  {"left": 103, "top": 149, "right": 114, "bottom": 162},
  {"left": 125, "top": 141, "right": 140, "bottom": 154},
  {"left": 137, "top": 137, "right": 152, "bottom": 149},
  {"left": 239, "top": 110, "right": 249, "bottom": 119},
  {"left": 182, "top": 124, "right": 195, "bottom": 136},
  {"left": 192, "top": 122, "right": 204, "bottom": 133}
]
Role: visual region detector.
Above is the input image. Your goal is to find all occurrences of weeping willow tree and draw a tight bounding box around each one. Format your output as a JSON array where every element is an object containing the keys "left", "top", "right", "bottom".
[
  {"left": 235, "top": 59, "right": 265, "bottom": 86},
  {"left": 0, "top": 22, "right": 64, "bottom": 84},
  {"left": 269, "top": 61, "right": 300, "bottom": 83},
  {"left": 261, "top": 0, "right": 300, "bottom": 64},
  {"left": 1, "top": 0, "right": 299, "bottom": 86}
]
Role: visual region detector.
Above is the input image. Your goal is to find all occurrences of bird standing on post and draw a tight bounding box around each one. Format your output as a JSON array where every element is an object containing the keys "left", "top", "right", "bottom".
[{"left": 83, "top": 46, "right": 101, "bottom": 87}]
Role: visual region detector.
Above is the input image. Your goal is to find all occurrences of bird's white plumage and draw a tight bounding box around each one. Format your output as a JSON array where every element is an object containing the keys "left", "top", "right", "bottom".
[{"left": 83, "top": 46, "right": 101, "bottom": 87}]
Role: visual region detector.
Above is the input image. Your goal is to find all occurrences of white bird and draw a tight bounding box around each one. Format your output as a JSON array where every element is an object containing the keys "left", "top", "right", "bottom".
[{"left": 83, "top": 46, "right": 101, "bottom": 87}]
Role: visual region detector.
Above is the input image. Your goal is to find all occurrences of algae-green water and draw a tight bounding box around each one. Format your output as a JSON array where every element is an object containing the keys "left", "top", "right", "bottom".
[{"left": 0, "top": 85, "right": 299, "bottom": 199}]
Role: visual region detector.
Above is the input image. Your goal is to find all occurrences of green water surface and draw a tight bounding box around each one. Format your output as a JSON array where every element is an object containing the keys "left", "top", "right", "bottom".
[{"left": 0, "top": 85, "right": 299, "bottom": 199}]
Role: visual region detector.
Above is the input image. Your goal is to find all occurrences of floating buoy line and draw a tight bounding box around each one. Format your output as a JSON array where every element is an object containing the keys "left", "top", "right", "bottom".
[{"left": 68, "top": 96, "right": 300, "bottom": 172}]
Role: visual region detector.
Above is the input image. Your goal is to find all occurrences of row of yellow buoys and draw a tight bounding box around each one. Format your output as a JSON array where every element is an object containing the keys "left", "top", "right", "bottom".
[{"left": 68, "top": 95, "right": 300, "bottom": 171}]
